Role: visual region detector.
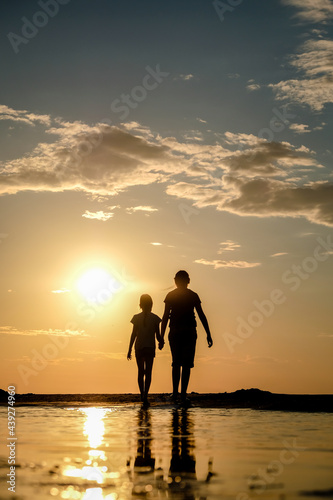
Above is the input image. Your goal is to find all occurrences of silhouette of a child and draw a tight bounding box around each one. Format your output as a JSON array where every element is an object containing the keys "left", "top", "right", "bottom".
[
  {"left": 161, "top": 270, "right": 213, "bottom": 405},
  {"left": 127, "top": 294, "right": 163, "bottom": 406}
]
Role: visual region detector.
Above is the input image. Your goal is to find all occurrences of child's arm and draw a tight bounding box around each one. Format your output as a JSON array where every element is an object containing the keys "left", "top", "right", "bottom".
[
  {"left": 155, "top": 322, "right": 164, "bottom": 350},
  {"left": 161, "top": 303, "right": 171, "bottom": 342},
  {"left": 195, "top": 303, "right": 213, "bottom": 347},
  {"left": 127, "top": 325, "right": 137, "bottom": 360}
]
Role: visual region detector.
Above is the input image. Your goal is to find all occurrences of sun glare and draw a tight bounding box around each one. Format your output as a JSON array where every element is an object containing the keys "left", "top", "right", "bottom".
[
  {"left": 76, "top": 267, "right": 123, "bottom": 304},
  {"left": 82, "top": 407, "right": 107, "bottom": 449}
]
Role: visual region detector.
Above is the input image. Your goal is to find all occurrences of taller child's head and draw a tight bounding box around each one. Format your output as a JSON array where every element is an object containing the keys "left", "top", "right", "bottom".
[
  {"left": 139, "top": 294, "right": 153, "bottom": 312},
  {"left": 174, "top": 270, "right": 190, "bottom": 289}
]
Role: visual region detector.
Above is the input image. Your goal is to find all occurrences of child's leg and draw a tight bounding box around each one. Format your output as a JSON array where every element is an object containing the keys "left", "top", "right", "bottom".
[
  {"left": 143, "top": 356, "right": 154, "bottom": 399},
  {"left": 180, "top": 366, "right": 191, "bottom": 398},
  {"left": 136, "top": 356, "right": 145, "bottom": 400},
  {"left": 172, "top": 364, "right": 181, "bottom": 397}
]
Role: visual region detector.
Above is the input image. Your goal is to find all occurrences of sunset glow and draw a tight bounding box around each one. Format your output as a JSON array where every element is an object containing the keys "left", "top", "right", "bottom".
[
  {"left": 1, "top": 0, "right": 332, "bottom": 396},
  {"left": 76, "top": 268, "right": 121, "bottom": 305}
]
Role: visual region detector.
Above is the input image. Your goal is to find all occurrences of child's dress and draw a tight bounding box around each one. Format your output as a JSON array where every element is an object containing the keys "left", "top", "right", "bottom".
[{"left": 131, "top": 311, "right": 161, "bottom": 358}]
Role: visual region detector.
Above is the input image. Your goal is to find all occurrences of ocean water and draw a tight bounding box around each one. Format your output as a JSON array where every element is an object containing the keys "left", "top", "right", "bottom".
[{"left": 0, "top": 405, "right": 332, "bottom": 499}]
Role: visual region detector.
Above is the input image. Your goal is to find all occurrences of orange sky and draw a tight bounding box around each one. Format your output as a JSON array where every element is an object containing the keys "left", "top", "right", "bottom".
[{"left": 1, "top": 0, "right": 333, "bottom": 394}]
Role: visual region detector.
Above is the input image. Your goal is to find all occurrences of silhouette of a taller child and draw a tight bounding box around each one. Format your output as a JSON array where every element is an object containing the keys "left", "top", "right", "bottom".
[{"left": 161, "top": 270, "right": 213, "bottom": 405}]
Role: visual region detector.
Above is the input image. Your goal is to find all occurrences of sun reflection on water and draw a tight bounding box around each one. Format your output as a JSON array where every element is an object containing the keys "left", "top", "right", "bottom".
[
  {"left": 82, "top": 408, "right": 107, "bottom": 449},
  {"left": 62, "top": 407, "right": 117, "bottom": 495}
]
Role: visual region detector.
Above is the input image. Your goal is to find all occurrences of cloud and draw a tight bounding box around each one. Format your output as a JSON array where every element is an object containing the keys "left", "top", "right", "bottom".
[
  {"left": 51, "top": 288, "right": 71, "bottom": 294},
  {"left": 174, "top": 74, "right": 194, "bottom": 81},
  {"left": 270, "top": 77, "right": 333, "bottom": 111},
  {"left": 224, "top": 132, "right": 261, "bottom": 147},
  {"left": 223, "top": 141, "right": 318, "bottom": 177},
  {"left": 246, "top": 83, "right": 261, "bottom": 91},
  {"left": 243, "top": 355, "right": 289, "bottom": 364},
  {"left": 271, "top": 252, "right": 288, "bottom": 257},
  {"left": 79, "top": 350, "right": 125, "bottom": 361},
  {"left": 269, "top": 39, "right": 333, "bottom": 111},
  {"left": 289, "top": 39, "right": 333, "bottom": 77},
  {"left": 0, "top": 104, "right": 51, "bottom": 127},
  {"left": 7, "top": 355, "right": 85, "bottom": 365},
  {"left": 0, "top": 122, "right": 172, "bottom": 196},
  {"left": 313, "top": 122, "right": 326, "bottom": 130},
  {"left": 194, "top": 259, "right": 261, "bottom": 269},
  {"left": 183, "top": 130, "right": 204, "bottom": 142},
  {"left": 168, "top": 176, "right": 333, "bottom": 227},
  {"left": 1, "top": 106, "right": 333, "bottom": 227},
  {"left": 0, "top": 326, "right": 87, "bottom": 337},
  {"left": 126, "top": 205, "right": 158, "bottom": 214},
  {"left": 289, "top": 123, "right": 311, "bottom": 134},
  {"left": 82, "top": 210, "right": 114, "bottom": 221},
  {"left": 224, "top": 177, "right": 333, "bottom": 226},
  {"left": 281, "top": 0, "right": 333, "bottom": 23},
  {"left": 149, "top": 242, "right": 175, "bottom": 249},
  {"left": 218, "top": 240, "right": 241, "bottom": 253}
]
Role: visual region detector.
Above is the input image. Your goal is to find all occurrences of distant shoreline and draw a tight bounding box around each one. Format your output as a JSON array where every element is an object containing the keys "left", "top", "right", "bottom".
[{"left": 1, "top": 388, "right": 332, "bottom": 412}]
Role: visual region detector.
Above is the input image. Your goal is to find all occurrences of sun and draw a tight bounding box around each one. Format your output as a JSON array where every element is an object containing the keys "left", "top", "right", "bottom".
[{"left": 76, "top": 267, "right": 122, "bottom": 304}]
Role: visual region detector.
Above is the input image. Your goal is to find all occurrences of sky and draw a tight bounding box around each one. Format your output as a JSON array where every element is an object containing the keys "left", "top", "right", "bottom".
[{"left": 0, "top": 0, "right": 332, "bottom": 395}]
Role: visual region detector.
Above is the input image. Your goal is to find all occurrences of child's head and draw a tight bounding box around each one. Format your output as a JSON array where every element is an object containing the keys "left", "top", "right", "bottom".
[
  {"left": 139, "top": 294, "right": 153, "bottom": 312},
  {"left": 174, "top": 270, "right": 190, "bottom": 289}
]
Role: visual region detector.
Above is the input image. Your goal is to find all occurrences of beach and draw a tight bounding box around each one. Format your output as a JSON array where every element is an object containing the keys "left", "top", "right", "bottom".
[{"left": 1, "top": 388, "right": 333, "bottom": 412}]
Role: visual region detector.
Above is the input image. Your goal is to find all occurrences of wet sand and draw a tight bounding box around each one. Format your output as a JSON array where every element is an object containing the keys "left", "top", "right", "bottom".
[{"left": 1, "top": 388, "right": 333, "bottom": 411}]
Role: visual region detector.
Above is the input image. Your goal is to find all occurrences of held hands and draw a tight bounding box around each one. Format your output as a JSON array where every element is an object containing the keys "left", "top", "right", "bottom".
[
  {"left": 207, "top": 335, "right": 213, "bottom": 348},
  {"left": 158, "top": 339, "right": 165, "bottom": 350}
]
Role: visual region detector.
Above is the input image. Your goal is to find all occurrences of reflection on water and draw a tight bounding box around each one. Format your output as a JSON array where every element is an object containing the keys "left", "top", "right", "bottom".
[
  {"left": 83, "top": 408, "right": 106, "bottom": 449},
  {"left": 127, "top": 408, "right": 212, "bottom": 499},
  {"left": 129, "top": 409, "right": 156, "bottom": 495},
  {"left": 0, "top": 406, "right": 332, "bottom": 499},
  {"left": 62, "top": 408, "right": 109, "bottom": 487},
  {"left": 169, "top": 409, "right": 198, "bottom": 499},
  {"left": 60, "top": 407, "right": 211, "bottom": 499}
]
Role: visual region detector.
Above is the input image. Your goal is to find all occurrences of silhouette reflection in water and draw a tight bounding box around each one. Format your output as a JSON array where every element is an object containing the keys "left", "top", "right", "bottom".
[
  {"left": 128, "top": 408, "right": 213, "bottom": 499},
  {"left": 129, "top": 408, "right": 159, "bottom": 495},
  {"left": 134, "top": 408, "right": 155, "bottom": 473},
  {"left": 168, "top": 408, "right": 198, "bottom": 499}
]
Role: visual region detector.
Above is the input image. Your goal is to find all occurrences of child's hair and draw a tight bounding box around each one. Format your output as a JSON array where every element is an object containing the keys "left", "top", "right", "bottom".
[
  {"left": 174, "top": 270, "right": 190, "bottom": 283},
  {"left": 140, "top": 294, "right": 153, "bottom": 311},
  {"left": 140, "top": 294, "right": 153, "bottom": 326}
]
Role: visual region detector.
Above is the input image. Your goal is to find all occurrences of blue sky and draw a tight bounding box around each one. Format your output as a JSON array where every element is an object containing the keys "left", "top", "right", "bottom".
[{"left": 0, "top": 0, "right": 332, "bottom": 394}]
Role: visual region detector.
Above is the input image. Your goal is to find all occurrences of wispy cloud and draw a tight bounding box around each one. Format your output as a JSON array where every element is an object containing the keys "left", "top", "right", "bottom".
[
  {"left": 82, "top": 210, "right": 114, "bottom": 221},
  {"left": 126, "top": 206, "right": 158, "bottom": 214},
  {"left": 194, "top": 259, "right": 261, "bottom": 269},
  {"left": 271, "top": 252, "right": 288, "bottom": 257},
  {"left": 174, "top": 74, "right": 194, "bottom": 81},
  {"left": 79, "top": 350, "right": 125, "bottom": 361},
  {"left": 218, "top": 240, "right": 241, "bottom": 254},
  {"left": 269, "top": 39, "right": 333, "bottom": 111},
  {"left": 289, "top": 123, "right": 311, "bottom": 134},
  {"left": 243, "top": 355, "right": 289, "bottom": 364},
  {"left": 0, "top": 104, "right": 51, "bottom": 127},
  {"left": 51, "top": 288, "right": 71, "bottom": 294},
  {"left": 0, "top": 326, "right": 87, "bottom": 337},
  {"left": 246, "top": 83, "right": 261, "bottom": 91},
  {"left": 281, "top": 0, "right": 333, "bottom": 23}
]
